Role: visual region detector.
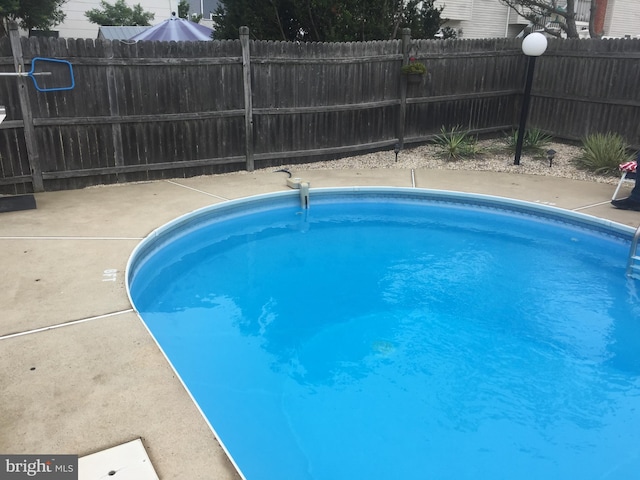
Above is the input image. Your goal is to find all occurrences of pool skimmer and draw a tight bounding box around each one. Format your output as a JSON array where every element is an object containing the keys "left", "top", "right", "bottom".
[{"left": 286, "top": 177, "right": 311, "bottom": 208}]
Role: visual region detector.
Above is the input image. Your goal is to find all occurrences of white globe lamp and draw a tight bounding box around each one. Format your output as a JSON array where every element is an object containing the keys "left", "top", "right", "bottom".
[{"left": 522, "top": 32, "right": 548, "bottom": 57}]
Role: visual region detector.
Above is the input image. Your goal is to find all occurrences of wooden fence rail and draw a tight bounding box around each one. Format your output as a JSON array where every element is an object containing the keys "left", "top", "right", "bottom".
[{"left": 1, "top": 27, "right": 639, "bottom": 193}]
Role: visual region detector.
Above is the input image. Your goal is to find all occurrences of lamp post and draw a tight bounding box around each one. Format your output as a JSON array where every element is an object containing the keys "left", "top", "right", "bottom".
[{"left": 514, "top": 32, "right": 548, "bottom": 165}]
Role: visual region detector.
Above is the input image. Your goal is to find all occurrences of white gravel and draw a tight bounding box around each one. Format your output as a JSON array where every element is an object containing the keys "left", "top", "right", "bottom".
[{"left": 272, "top": 139, "right": 620, "bottom": 186}]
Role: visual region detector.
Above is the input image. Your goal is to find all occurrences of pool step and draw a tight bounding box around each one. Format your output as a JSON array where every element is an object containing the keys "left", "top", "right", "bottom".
[
  {"left": 626, "top": 226, "right": 640, "bottom": 279},
  {"left": 628, "top": 256, "right": 640, "bottom": 279}
]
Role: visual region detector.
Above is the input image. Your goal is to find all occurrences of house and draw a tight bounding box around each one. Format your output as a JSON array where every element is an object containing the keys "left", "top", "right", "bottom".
[
  {"left": 434, "top": 0, "right": 640, "bottom": 38},
  {"left": 185, "top": 0, "right": 220, "bottom": 21},
  {"left": 434, "top": 0, "right": 527, "bottom": 38},
  {"left": 46, "top": 0, "right": 220, "bottom": 40},
  {"left": 40, "top": 0, "right": 640, "bottom": 40},
  {"left": 182, "top": 0, "right": 218, "bottom": 31},
  {"left": 604, "top": 0, "right": 640, "bottom": 37},
  {"left": 49, "top": 0, "right": 178, "bottom": 39}
]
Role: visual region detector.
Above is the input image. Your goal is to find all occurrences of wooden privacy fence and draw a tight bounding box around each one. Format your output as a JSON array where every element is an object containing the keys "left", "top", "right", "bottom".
[{"left": 1, "top": 26, "right": 640, "bottom": 193}]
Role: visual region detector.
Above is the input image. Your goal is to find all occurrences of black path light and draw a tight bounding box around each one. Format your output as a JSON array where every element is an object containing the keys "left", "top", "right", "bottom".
[
  {"left": 394, "top": 143, "right": 401, "bottom": 162},
  {"left": 514, "top": 32, "right": 548, "bottom": 166},
  {"left": 547, "top": 149, "right": 556, "bottom": 167}
]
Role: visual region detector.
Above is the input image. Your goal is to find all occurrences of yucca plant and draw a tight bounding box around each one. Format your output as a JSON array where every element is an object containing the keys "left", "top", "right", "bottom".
[
  {"left": 505, "top": 128, "right": 552, "bottom": 156},
  {"left": 433, "top": 126, "right": 480, "bottom": 160},
  {"left": 576, "top": 132, "right": 635, "bottom": 175}
]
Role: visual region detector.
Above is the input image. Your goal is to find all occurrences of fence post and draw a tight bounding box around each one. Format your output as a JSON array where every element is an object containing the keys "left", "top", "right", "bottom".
[
  {"left": 104, "top": 41, "right": 125, "bottom": 176},
  {"left": 239, "top": 26, "right": 254, "bottom": 172},
  {"left": 9, "top": 22, "right": 44, "bottom": 192},
  {"left": 397, "top": 28, "right": 411, "bottom": 150}
]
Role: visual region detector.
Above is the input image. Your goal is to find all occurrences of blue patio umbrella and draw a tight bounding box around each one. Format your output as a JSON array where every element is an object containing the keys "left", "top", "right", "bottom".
[{"left": 129, "top": 12, "right": 213, "bottom": 41}]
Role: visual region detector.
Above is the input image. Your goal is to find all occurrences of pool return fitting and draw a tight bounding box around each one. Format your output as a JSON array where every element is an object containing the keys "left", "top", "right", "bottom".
[{"left": 286, "top": 177, "right": 310, "bottom": 209}]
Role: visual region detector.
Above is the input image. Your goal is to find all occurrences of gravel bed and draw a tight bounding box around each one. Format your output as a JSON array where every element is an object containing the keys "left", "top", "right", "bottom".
[{"left": 271, "top": 139, "right": 620, "bottom": 186}]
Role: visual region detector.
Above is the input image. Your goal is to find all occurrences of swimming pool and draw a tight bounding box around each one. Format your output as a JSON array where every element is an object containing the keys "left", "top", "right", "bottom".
[{"left": 127, "top": 188, "right": 640, "bottom": 480}]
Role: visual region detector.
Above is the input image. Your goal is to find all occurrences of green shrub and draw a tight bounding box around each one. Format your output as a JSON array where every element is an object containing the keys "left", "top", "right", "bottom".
[
  {"left": 505, "top": 128, "right": 552, "bottom": 156},
  {"left": 433, "top": 126, "right": 481, "bottom": 160},
  {"left": 576, "top": 132, "right": 635, "bottom": 175}
]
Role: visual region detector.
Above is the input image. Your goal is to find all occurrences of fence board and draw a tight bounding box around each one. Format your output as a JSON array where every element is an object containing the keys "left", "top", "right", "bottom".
[{"left": 1, "top": 34, "right": 640, "bottom": 193}]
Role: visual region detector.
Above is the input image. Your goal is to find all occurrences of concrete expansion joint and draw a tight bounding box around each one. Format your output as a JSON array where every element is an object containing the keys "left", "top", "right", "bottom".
[
  {"left": 165, "top": 180, "right": 230, "bottom": 200},
  {"left": 0, "top": 309, "right": 134, "bottom": 341},
  {"left": 572, "top": 200, "right": 612, "bottom": 211}
]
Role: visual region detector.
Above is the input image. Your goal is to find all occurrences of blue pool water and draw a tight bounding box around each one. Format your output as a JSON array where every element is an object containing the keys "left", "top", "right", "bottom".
[{"left": 128, "top": 189, "right": 640, "bottom": 480}]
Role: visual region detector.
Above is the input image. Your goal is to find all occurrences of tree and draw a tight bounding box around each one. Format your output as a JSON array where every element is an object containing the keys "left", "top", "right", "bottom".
[
  {"left": 212, "top": 0, "right": 445, "bottom": 41},
  {"left": 213, "top": 0, "right": 300, "bottom": 41},
  {"left": 0, "top": 0, "right": 66, "bottom": 37},
  {"left": 499, "top": 0, "right": 590, "bottom": 39},
  {"left": 400, "top": 0, "right": 445, "bottom": 40},
  {"left": 85, "top": 0, "right": 154, "bottom": 26},
  {"left": 178, "top": 0, "right": 201, "bottom": 23}
]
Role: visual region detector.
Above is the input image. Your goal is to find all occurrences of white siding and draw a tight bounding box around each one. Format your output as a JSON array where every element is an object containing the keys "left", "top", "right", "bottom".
[
  {"left": 435, "top": 0, "right": 475, "bottom": 21},
  {"left": 54, "top": 0, "right": 178, "bottom": 39},
  {"left": 507, "top": 7, "right": 529, "bottom": 26},
  {"left": 438, "top": 0, "right": 640, "bottom": 39},
  {"left": 464, "top": 1, "right": 510, "bottom": 38},
  {"left": 439, "top": 0, "right": 515, "bottom": 39},
  {"left": 605, "top": 0, "right": 640, "bottom": 37}
]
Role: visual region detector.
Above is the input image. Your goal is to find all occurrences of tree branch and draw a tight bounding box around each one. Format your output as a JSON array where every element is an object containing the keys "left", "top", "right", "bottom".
[
  {"left": 306, "top": 0, "right": 320, "bottom": 42},
  {"left": 268, "top": 0, "right": 286, "bottom": 40},
  {"left": 500, "top": 0, "right": 584, "bottom": 38},
  {"left": 390, "top": 1, "right": 403, "bottom": 40}
]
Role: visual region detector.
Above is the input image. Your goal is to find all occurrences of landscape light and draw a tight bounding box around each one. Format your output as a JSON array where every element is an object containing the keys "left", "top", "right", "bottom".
[{"left": 547, "top": 149, "right": 556, "bottom": 167}]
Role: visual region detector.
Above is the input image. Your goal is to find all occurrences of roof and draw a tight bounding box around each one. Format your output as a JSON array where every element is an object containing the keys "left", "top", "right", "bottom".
[
  {"left": 129, "top": 13, "right": 213, "bottom": 41},
  {"left": 98, "top": 26, "right": 152, "bottom": 40}
]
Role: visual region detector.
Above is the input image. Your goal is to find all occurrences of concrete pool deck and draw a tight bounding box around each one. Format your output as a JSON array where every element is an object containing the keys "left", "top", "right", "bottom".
[{"left": 1, "top": 167, "right": 639, "bottom": 479}]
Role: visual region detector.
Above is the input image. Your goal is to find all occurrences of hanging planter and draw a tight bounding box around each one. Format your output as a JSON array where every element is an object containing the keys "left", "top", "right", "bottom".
[
  {"left": 405, "top": 73, "right": 424, "bottom": 84},
  {"left": 401, "top": 57, "right": 426, "bottom": 85}
]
